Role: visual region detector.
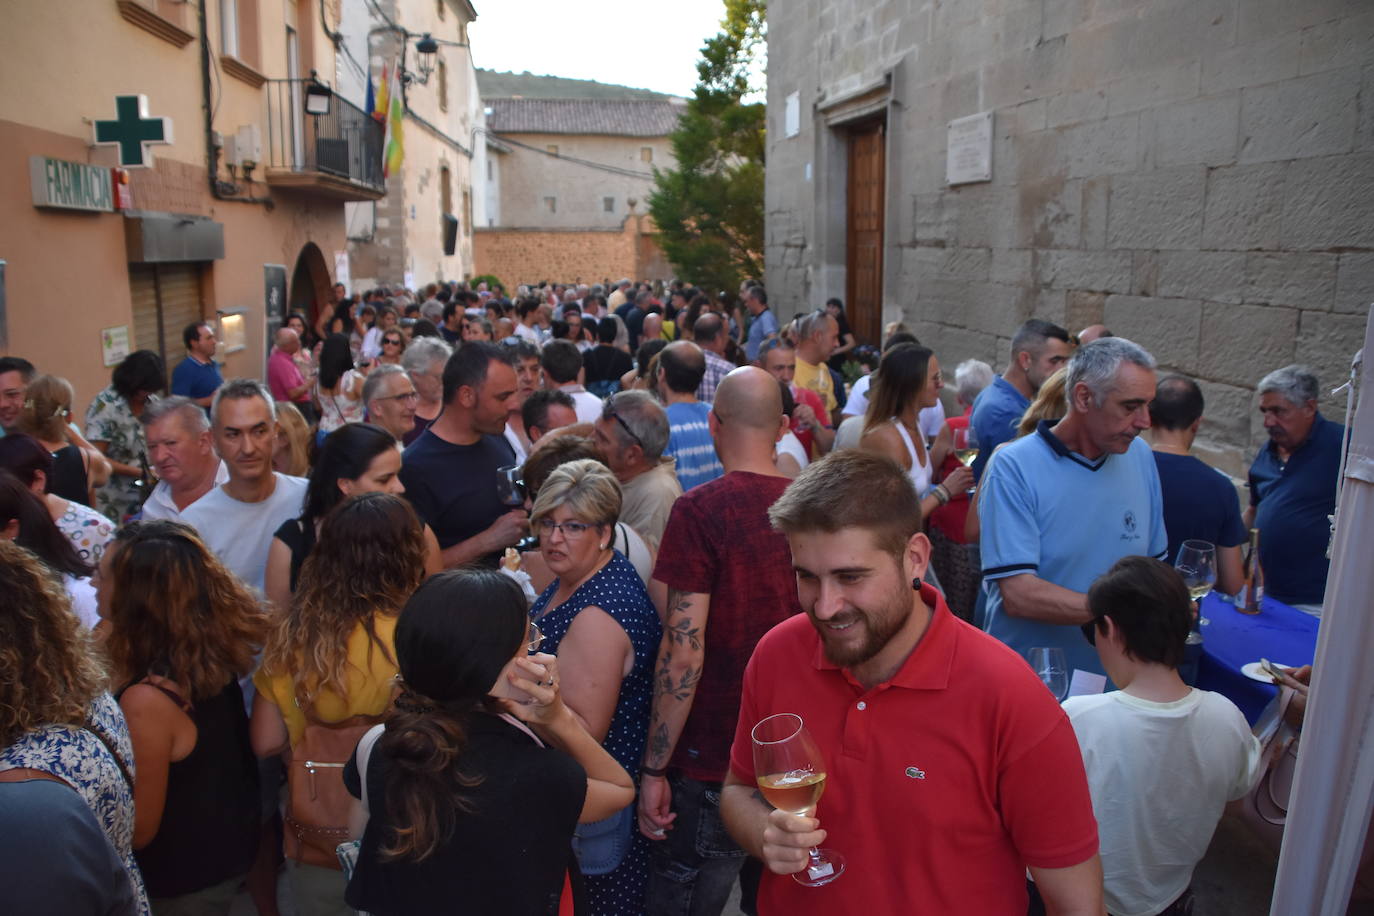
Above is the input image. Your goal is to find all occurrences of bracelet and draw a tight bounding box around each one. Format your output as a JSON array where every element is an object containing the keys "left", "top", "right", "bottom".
[
  {"left": 930, "top": 484, "right": 950, "bottom": 506},
  {"left": 639, "top": 763, "right": 668, "bottom": 778}
]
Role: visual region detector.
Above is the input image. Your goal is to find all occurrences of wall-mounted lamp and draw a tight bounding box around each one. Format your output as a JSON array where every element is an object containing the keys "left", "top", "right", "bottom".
[{"left": 305, "top": 71, "right": 333, "bottom": 116}]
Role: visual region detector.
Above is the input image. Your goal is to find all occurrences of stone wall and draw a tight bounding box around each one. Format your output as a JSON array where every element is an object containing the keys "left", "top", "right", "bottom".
[
  {"left": 765, "top": 0, "right": 1372, "bottom": 474},
  {"left": 493, "top": 133, "right": 673, "bottom": 229},
  {"left": 472, "top": 214, "right": 670, "bottom": 287}
]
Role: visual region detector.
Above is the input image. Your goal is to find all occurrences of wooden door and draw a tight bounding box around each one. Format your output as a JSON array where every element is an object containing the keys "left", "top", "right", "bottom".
[{"left": 846, "top": 120, "right": 886, "bottom": 347}]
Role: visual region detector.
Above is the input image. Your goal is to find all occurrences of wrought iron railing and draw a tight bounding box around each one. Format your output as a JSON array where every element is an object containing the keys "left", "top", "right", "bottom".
[{"left": 264, "top": 78, "right": 384, "bottom": 192}]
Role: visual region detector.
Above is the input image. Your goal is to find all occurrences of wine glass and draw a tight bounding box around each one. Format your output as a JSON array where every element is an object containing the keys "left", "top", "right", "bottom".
[
  {"left": 954, "top": 425, "right": 979, "bottom": 467},
  {"left": 751, "top": 713, "right": 846, "bottom": 887},
  {"left": 1026, "top": 647, "right": 1068, "bottom": 701},
  {"left": 496, "top": 465, "right": 540, "bottom": 551},
  {"left": 1175, "top": 540, "right": 1217, "bottom": 627}
]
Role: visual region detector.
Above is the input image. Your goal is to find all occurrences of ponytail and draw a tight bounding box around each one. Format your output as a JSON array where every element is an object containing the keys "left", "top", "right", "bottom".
[{"left": 376, "top": 689, "right": 483, "bottom": 862}]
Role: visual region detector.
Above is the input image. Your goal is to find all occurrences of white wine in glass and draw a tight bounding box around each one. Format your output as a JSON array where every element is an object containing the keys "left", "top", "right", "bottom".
[
  {"left": 1175, "top": 540, "right": 1217, "bottom": 626},
  {"left": 752, "top": 713, "right": 846, "bottom": 887}
]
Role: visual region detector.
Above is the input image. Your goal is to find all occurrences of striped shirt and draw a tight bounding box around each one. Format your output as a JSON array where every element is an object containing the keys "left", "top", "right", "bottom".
[{"left": 664, "top": 401, "right": 724, "bottom": 492}]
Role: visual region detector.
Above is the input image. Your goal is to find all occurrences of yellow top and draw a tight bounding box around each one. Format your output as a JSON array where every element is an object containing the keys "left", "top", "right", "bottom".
[
  {"left": 253, "top": 613, "right": 399, "bottom": 747},
  {"left": 794, "top": 355, "right": 838, "bottom": 414}
]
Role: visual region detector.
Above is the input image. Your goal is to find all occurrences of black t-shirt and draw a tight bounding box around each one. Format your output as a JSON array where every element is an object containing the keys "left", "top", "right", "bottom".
[
  {"left": 272, "top": 516, "right": 317, "bottom": 593},
  {"left": 399, "top": 430, "right": 516, "bottom": 566},
  {"left": 583, "top": 345, "right": 633, "bottom": 384},
  {"left": 344, "top": 713, "right": 587, "bottom": 916},
  {"left": 827, "top": 313, "right": 854, "bottom": 371}
]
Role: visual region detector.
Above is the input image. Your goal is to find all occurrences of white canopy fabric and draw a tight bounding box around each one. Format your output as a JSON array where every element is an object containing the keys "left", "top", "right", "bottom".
[{"left": 1270, "top": 305, "right": 1373, "bottom": 914}]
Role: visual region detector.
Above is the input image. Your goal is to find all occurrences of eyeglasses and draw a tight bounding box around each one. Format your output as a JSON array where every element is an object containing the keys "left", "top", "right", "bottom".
[
  {"left": 536, "top": 518, "right": 595, "bottom": 540},
  {"left": 1081, "top": 617, "right": 1104, "bottom": 646},
  {"left": 604, "top": 399, "right": 644, "bottom": 450},
  {"left": 526, "top": 621, "right": 545, "bottom": 654}
]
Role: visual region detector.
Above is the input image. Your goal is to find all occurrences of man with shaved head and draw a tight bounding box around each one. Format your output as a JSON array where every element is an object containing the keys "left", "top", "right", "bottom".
[
  {"left": 267, "top": 326, "right": 315, "bottom": 423},
  {"left": 639, "top": 367, "right": 801, "bottom": 913},
  {"left": 657, "top": 341, "right": 724, "bottom": 491}
]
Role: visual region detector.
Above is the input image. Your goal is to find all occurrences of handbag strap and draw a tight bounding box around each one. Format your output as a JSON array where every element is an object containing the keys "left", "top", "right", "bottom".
[
  {"left": 497, "top": 712, "right": 545, "bottom": 748},
  {"left": 82, "top": 721, "right": 134, "bottom": 795},
  {"left": 356, "top": 724, "right": 385, "bottom": 815}
]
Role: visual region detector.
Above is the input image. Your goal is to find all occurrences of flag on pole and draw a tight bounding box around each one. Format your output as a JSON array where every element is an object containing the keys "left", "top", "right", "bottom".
[
  {"left": 373, "top": 63, "right": 389, "bottom": 124},
  {"left": 382, "top": 59, "right": 404, "bottom": 178},
  {"left": 364, "top": 67, "right": 376, "bottom": 120}
]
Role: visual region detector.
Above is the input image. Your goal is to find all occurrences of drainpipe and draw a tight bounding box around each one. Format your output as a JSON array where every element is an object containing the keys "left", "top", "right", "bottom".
[{"left": 198, "top": 0, "right": 274, "bottom": 208}]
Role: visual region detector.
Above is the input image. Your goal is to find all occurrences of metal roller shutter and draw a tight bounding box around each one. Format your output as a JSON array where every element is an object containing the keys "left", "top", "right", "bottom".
[{"left": 127, "top": 263, "right": 204, "bottom": 380}]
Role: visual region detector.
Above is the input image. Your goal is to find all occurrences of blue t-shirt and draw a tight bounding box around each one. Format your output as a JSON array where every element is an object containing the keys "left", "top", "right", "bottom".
[
  {"left": 1249, "top": 414, "right": 1345, "bottom": 605},
  {"left": 170, "top": 356, "right": 222, "bottom": 402},
  {"left": 1153, "top": 451, "right": 1247, "bottom": 567},
  {"left": 664, "top": 401, "right": 723, "bottom": 492},
  {"left": 969, "top": 376, "right": 1030, "bottom": 482},
  {"left": 745, "top": 308, "right": 779, "bottom": 361},
  {"left": 979, "top": 421, "right": 1167, "bottom": 679}
]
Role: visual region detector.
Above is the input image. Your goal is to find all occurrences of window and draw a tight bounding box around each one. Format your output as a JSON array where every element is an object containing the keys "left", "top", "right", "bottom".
[
  {"left": 603, "top": 197, "right": 615, "bottom": 212},
  {"left": 544, "top": 196, "right": 557, "bottom": 213},
  {"left": 440, "top": 165, "right": 452, "bottom": 215},
  {"left": 641, "top": 146, "right": 653, "bottom": 163},
  {"left": 546, "top": 144, "right": 559, "bottom": 155},
  {"left": 437, "top": 0, "right": 445, "bottom": 19},
  {"left": 438, "top": 58, "right": 448, "bottom": 112},
  {"left": 463, "top": 190, "right": 472, "bottom": 235},
  {"left": 220, "top": 0, "right": 238, "bottom": 56}
]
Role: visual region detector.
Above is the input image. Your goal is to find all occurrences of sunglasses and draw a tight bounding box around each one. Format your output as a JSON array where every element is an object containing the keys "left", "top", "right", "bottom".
[
  {"left": 1081, "top": 616, "right": 1104, "bottom": 646},
  {"left": 383, "top": 338, "right": 403, "bottom": 346},
  {"left": 604, "top": 398, "right": 644, "bottom": 450}
]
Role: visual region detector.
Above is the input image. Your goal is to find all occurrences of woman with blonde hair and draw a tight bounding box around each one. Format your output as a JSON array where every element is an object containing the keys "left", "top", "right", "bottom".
[
  {"left": 254, "top": 492, "right": 428, "bottom": 914},
  {"left": 101, "top": 520, "right": 267, "bottom": 914},
  {"left": 0, "top": 539, "right": 150, "bottom": 914},
  {"left": 17, "top": 373, "right": 111, "bottom": 505},
  {"left": 860, "top": 343, "right": 973, "bottom": 520},
  {"left": 274, "top": 401, "right": 313, "bottom": 477}
]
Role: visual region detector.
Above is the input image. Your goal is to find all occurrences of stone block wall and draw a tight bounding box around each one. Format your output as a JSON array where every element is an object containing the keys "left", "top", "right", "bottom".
[
  {"left": 472, "top": 215, "right": 669, "bottom": 287},
  {"left": 766, "top": 0, "right": 1372, "bottom": 473}
]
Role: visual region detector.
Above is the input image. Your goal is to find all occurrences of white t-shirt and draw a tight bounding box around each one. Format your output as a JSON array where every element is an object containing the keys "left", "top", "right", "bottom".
[
  {"left": 180, "top": 473, "right": 309, "bottom": 594},
  {"left": 1062, "top": 688, "right": 1262, "bottom": 916},
  {"left": 141, "top": 461, "right": 231, "bottom": 522},
  {"left": 514, "top": 322, "right": 541, "bottom": 346},
  {"left": 776, "top": 429, "right": 809, "bottom": 470},
  {"left": 504, "top": 422, "right": 528, "bottom": 466},
  {"left": 843, "top": 374, "right": 945, "bottom": 438},
  {"left": 65, "top": 575, "right": 99, "bottom": 629},
  {"left": 559, "top": 385, "right": 604, "bottom": 426}
]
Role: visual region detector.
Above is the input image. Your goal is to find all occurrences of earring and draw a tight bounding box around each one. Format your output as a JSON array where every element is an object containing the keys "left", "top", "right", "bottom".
[{"left": 911, "top": 576, "right": 922, "bottom": 591}]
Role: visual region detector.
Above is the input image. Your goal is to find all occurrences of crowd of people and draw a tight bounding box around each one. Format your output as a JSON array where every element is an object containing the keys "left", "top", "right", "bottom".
[{"left": 0, "top": 273, "right": 1347, "bottom": 916}]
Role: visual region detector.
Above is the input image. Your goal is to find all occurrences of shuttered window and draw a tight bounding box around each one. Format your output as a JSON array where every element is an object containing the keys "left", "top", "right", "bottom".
[{"left": 128, "top": 263, "right": 204, "bottom": 381}]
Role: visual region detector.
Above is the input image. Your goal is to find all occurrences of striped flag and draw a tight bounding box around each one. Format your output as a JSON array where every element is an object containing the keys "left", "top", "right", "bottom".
[
  {"left": 373, "top": 63, "right": 389, "bottom": 124},
  {"left": 382, "top": 59, "right": 404, "bottom": 178}
]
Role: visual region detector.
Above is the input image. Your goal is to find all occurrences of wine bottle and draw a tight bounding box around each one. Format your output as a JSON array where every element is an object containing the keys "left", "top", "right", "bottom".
[{"left": 1240, "top": 528, "right": 1262, "bottom": 615}]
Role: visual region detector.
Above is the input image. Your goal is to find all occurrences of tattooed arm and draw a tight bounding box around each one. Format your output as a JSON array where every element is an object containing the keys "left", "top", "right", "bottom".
[{"left": 638, "top": 583, "right": 709, "bottom": 839}]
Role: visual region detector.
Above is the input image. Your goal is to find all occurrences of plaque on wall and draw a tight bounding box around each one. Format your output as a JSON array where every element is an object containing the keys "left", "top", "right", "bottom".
[
  {"left": 946, "top": 111, "right": 993, "bottom": 185},
  {"left": 264, "top": 264, "right": 287, "bottom": 369}
]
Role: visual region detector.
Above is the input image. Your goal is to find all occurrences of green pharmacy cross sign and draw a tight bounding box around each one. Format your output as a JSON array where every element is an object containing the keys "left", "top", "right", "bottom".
[{"left": 94, "top": 95, "right": 173, "bottom": 168}]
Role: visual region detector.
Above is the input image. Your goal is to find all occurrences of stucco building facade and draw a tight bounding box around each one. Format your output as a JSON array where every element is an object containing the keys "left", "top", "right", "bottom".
[
  {"left": 765, "top": 0, "right": 1372, "bottom": 472},
  {"left": 0, "top": 0, "right": 377, "bottom": 411},
  {"left": 337, "top": 0, "right": 484, "bottom": 289}
]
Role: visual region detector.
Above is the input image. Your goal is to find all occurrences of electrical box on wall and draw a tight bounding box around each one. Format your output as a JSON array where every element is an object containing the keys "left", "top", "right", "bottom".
[{"left": 234, "top": 124, "right": 262, "bottom": 168}]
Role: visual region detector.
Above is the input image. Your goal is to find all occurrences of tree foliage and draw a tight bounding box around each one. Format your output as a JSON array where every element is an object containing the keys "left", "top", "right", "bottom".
[{"left": 649, "top": 0, "right": 766, "bottom": 296}]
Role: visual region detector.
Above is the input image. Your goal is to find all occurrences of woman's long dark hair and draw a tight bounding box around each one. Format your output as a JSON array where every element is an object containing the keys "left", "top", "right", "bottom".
[
  {"left": 300, "top": 423, "right": 398, "bottom": 528},
  {"left": 864, "top": 343, "right": 934, "bottom": 435},
  {"left": 0, "top": 469, "right": 90, "bottom": 577},
  {"left": 0, "top": 434, "right": 55, "bottom": 493},
  {"left": 379, "top": 568, "right": 528, "bottom": 862},
  {"left": 317, "top": 333, "right": 355, "bottom": 390},
  {"left": 111, "top": 350, "right": 166, "bottom": 402}
]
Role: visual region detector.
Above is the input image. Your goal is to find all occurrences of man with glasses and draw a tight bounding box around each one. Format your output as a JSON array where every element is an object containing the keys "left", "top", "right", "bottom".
[
  {"left": 363, "top": 365, "right": 419, "bottom": 443},
  {"left": 592, "top": 390, "right": 681, "bottom": 552}
]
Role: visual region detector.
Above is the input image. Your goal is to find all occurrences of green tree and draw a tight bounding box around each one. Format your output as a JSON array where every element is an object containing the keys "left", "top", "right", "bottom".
[{"left": 648, "top": 0, "right": 765, "bottom": 296}]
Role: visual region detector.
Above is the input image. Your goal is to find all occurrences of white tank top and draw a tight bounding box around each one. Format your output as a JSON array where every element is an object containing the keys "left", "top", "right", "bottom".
[{"left": 893, "top": 418, "right": 933, "bottom": 496}]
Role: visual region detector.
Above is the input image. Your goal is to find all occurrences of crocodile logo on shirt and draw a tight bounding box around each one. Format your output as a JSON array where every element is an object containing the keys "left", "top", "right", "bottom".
[
  {"left": 1123, "top": 510, "right": 1138, "bottom": 535},
  {"left": 905, "top": 766, "right": 926, "bottom": 779}
]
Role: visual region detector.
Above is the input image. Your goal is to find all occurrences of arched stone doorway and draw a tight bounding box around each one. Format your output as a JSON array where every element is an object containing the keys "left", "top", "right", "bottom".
[{"left": 289, "top": 242, "right": 332, "bottom": 328}]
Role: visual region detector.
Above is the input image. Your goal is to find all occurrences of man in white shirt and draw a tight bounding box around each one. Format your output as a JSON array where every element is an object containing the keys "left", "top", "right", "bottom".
[
  {"left": 1062, "top": 556, "right": 1262, "bottom": 916},
  {"left": 139, "top": 396, "right": 229, "bottom": 521},
  {"left": 540, "top": 340, "right": 603, "bottom": 424},
  {"left": 180, "top": 379, "right": 307, "bottom": 593}
]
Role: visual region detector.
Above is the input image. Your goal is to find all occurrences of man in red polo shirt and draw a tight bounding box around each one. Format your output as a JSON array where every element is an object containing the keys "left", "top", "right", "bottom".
[
  {"left": 638, "top": 366, "right": 800, "bottom": 915},
  {"left": 720, "top": 450, "right": 1102, "bottom": 915}
]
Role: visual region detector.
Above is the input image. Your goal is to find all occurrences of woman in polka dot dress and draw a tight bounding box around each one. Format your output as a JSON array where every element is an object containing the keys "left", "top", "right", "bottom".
[{"left": 529, "top": 460, "right": 662, "bottom": 915}]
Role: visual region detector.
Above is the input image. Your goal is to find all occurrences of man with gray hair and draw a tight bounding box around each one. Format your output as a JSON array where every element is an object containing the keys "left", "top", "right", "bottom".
[
  {"left": 139, "top": 395, "right": 228, "bottom": 520},
  {"left": 181, "top": 379, "right": 308, "bottom": 592},
  {"left": 978, "top": 338, "right": 1167, "bottom": 682},
  {"left": 401, "top": 336, "right": 453, "bottom": 445},
  {"left": 592, "top": 389, "right": 682, "bottom": 552},
  {"left": 1245, "top": 364, "right": 1345, "bottom": 610},
  {"left": 362, "top": 364, "right": 419, "bottom": 443}
]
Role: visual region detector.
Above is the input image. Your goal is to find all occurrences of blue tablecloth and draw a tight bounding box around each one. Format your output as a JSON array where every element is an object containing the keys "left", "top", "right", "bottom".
[{"left": 1195, "top": 592, "right": 1319, "bottom": 724}]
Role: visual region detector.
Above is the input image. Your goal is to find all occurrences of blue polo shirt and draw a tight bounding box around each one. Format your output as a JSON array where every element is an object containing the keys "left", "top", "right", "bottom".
[
  {"left": 745, "top": 308, "right": 779, "bottom": 361},
  {"left": 664, "top": 401, "right": 723, "bottom": 492},
  {"left": 171, "top": 355, "right": 222, "bottom": 402},
  {"left": 1248, "top": 413, "right": 1344, "bottom": 605},
  {"left": 979, "top": 421, "right": 1167, "bottom": 679},
  {"left": 1153, "top": 451, "right": 1247, "bottom": 567},
  {"left": 969, "top": 376, "right": 1030, "bottom": 481}
]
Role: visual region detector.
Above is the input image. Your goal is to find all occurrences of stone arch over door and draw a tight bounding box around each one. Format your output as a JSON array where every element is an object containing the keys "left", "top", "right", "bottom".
[{"left": 289, "top": 242, "right": 332, "bottom": 328}]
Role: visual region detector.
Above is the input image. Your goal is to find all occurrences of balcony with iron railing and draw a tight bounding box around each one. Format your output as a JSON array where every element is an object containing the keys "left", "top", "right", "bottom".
[{"left": 263, "top": 78, "right": 386, "bottom": 201}]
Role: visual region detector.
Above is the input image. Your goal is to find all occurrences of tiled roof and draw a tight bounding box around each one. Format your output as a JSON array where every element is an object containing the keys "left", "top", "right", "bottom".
[{"left": 486, "top": 98, "right": 685, "bottom": 137}]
